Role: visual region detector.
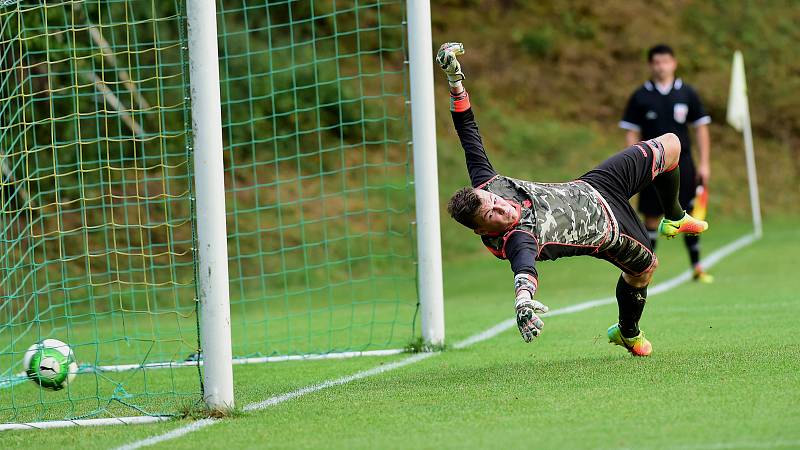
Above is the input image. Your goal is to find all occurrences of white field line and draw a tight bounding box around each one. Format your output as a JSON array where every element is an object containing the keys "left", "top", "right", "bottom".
[
  {"left": 112, "top": 418, "right": 217, "bottom": 450},
  {"left": 93, "top": 348, "right": 406, "bottom": 373},
  {"left": 111, "top": 232, "right": 757, "bottom": 449},
  {"left": 0, "top": 416, "right": 171, "bottom": 431},
  {"left": 0, "top": 349, "right": 406, "bottom": 388},
  {"left": 242, "top": 352, "right": 435, "bottom": 412}
]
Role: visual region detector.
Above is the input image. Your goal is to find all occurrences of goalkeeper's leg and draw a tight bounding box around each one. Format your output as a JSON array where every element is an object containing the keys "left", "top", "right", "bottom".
[
  {"left": 651, "top": 134, "right": 709, "bottom": 238},
  {"left": 608, "top": 268, "right": 654, "bottom": 357},
  {"left": 596, "top": 228, "right": 657, "bottom": 357}
]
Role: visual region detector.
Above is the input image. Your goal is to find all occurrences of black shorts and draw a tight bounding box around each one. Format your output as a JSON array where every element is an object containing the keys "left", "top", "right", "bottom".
[
  {"left": 638, "top": 156, "right": 697, "bottom": 216},
  {"left": 578, "top": 143, "right": 663, "bottom": 276}
]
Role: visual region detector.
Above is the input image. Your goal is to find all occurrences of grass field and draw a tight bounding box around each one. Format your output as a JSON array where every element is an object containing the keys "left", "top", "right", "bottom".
[{"left": 1, "top": 217, "right": 798, "bottom": 449}]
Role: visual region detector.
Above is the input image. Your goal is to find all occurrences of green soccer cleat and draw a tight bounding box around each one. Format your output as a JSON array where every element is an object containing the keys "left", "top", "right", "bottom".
[
  {"left": 607, "top": 323, "right": 652, "bottom": 357},
  {"left": 658, "top": 211, "right": 708, "bottom": 239}
]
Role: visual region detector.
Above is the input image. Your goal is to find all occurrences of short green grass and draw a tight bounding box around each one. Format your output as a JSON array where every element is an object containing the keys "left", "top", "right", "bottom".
[{"left": 1, "top": 218, "right": 798, "bottom": 449}]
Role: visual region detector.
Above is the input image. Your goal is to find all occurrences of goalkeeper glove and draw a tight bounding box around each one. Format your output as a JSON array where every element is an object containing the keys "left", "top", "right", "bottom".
[
  {"left": 436, "top": 42, "right": 465, "bottom": 87},
  {"left": 515, "top": 296, "right": 549, "bottom": 343}
]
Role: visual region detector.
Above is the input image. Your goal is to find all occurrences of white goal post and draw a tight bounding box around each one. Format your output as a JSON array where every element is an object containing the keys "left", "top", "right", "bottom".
[
  {"left": 407, "top": 0, "right": 446, "bottom": 347},
  {"left": 187, "top": 0, "right": 235, "bottom": 412}
]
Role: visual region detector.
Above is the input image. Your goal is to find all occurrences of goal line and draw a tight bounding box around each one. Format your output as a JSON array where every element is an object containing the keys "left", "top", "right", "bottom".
[{"left": 0, "top": 349, "right": 405, "bottom": 390}]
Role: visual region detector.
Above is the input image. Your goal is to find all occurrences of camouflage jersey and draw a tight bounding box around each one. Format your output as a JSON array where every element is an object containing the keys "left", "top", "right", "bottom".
[
  {"left": 449, "top": 91, "right": 659, "bottom": 300},
  {"left": 479, "top": 175, "right": 619, "bottom": 262}
]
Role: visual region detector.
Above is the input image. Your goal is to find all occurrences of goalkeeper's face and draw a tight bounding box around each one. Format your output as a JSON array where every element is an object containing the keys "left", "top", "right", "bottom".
[{"left": 472, "top": 190, "right": 519, "bottom": 235}]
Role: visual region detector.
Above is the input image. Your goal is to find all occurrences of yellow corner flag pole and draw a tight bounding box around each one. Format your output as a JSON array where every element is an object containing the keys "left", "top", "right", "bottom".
[{"left": 726, "top": 50, "right": 762, "bottom": 238}]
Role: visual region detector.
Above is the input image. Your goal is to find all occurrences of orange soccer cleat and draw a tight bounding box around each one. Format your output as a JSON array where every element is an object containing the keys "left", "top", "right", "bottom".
[
  {"left": 608, "top": 323, "right": 652, "bottom": 357},
  {"left": 658, "top": 211, "right": 708, "bottom": 239}
]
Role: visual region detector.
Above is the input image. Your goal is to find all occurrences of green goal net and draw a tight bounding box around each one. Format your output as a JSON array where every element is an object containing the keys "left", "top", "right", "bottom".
[
  {"left": 0, "top": 0, "right": 418, "bottom": 425},
  {"left": 0, "top": 0, "right": 199, "bottom": 424},
  {"left": 218, "top": 0, "right": 417, "bottom": 359}
]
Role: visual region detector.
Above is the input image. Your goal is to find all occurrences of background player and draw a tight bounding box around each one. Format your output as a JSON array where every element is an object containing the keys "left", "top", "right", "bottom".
[
  {"left": 437, "top": 42, "right": 708, "bottom": 356},
  {"left": 620, "top": 44, "right": 713, "bottom": 282}
]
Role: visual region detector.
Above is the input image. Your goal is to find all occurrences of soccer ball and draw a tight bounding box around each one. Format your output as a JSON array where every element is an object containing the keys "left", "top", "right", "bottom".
[{"left": 23, "top": 339, "right": 78, "bottom": 390}]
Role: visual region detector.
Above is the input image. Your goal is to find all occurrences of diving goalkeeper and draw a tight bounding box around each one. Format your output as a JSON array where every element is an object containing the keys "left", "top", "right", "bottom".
[{"left": 437, "top": 43, "right": 708, "bottom": 356}]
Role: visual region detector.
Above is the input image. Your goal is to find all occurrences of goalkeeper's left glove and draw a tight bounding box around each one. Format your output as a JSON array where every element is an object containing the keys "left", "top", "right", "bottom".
[
  {"left": 515, "top": 294, "right": 549, "bottom": 343},
  {"left": 435, "top": 42, "right": 465, "bottom": 87}
]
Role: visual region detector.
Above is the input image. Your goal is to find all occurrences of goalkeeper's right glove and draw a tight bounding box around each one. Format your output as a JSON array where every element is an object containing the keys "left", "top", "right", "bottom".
[
  {"left": 515, "top": 297, "right": 549, "bottom": 343},
  {"left": 435, "top": 42, "right": 465, "bottom": 86}
]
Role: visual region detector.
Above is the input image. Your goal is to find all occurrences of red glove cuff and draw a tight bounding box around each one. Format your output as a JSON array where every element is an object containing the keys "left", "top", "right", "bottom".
[{"left": 450, "top": 90, "right": 471, "bottom": 113}]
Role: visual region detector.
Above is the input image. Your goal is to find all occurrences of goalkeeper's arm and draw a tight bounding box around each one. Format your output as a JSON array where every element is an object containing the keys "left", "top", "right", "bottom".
[
  {"left": 506, "top": 232, "right": 548, "bottom": 343},
  {"left": 436, "top": 42, "right": 496, "bottom": 187},
  {"left": 437, "top": 42, "right": 549, "bottom": 342}
]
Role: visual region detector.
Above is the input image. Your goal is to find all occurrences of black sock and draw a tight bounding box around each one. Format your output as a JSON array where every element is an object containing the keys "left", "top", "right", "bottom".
[
  {"left": 646, "top": 228, "right": 659, "bottom": 252},
  {"left": 616, "top": 275, "right": 648, "bottom": 338},
  {"left": 652, "top": 167, "right": 684, "bottom": 220},
  {"left": 685, "top": 234, "right": 700, "bottom": 267}
]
